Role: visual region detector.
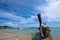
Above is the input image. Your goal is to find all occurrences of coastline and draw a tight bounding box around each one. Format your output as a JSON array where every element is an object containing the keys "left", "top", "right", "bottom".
[{"left": 0, "top": 27, "right": 60, "bottom": 40}]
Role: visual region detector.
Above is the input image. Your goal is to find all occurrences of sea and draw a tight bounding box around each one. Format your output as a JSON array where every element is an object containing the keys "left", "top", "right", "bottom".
[
  {"left": 0, "top": 27, "right": 60, "bottom": 40},
  {"left": 50, "top": 27, "right": 60, "bottom": 40}
]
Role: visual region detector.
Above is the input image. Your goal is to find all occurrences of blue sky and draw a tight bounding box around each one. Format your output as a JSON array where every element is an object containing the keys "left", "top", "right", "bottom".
[{"left": 0, "top": 0, "right": 60, "bottom": 28}]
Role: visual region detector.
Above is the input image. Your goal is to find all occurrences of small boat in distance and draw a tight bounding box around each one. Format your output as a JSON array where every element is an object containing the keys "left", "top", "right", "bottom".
[{"left": 17, "top": 27, "right": 23, "bottom": 30}]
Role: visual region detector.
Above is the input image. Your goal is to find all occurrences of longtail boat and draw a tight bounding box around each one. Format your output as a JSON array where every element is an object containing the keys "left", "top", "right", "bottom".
[{"left": 37, "top": 14, "right": 51, "bottom": 39}]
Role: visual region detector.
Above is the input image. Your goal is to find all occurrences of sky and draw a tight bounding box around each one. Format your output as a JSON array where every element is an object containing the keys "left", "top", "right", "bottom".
[{"left": 0, "top": 0, "right": 60, "bottom": 28}]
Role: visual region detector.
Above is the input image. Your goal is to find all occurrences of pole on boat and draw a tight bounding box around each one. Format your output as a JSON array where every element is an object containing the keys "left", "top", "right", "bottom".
[{"left": 37, "top": 13, "right": 42, "bottom": 36}]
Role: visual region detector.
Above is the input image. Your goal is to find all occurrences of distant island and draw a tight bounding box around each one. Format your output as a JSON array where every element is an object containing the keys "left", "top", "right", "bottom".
[
  {"left": 0, "top": 26, "right": 17, "bottom": 29},
  {"left": 0, "top": 26, "right": 39, "bottom": 30}
]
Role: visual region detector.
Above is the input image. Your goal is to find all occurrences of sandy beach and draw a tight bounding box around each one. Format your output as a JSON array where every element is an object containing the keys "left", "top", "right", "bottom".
[
  {"left": 0, "top": 30, "right": 33, "bottom": 40},
  {"left": 0, "top": 29, "right": 52, "bottom": 40}
]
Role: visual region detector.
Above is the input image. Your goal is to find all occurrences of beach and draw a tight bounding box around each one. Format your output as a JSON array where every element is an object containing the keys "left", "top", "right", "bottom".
[
  {"left": 0, "top": 27, "right": 60, "bottom": 40},
  {"left": 0, "top": 29, "right": 33, "bottom": 40}
]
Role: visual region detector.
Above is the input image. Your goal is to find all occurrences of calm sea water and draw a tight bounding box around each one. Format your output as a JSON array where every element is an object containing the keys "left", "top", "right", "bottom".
[
  {"left": 50, "top": 27, "right": 60, "bottom": 40},
  {"left": 1, "top": 28, "right": 38, "bottom": 33},
  {"left": 0, "top": 27, "right": 60, "bottom": 40}
]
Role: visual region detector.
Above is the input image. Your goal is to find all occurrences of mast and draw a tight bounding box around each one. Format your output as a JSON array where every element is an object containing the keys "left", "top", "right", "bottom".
[
  {"left": 37, "top": 14, "right": 42, "bottom": 26},
  {"left": 37, "top": 13, "right": 42, "bottom": 31}
]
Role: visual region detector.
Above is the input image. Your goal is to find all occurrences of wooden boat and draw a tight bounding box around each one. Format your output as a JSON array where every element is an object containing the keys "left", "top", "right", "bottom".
[{"left": 37, "top": 14, "right": 51, "bottom": 39}]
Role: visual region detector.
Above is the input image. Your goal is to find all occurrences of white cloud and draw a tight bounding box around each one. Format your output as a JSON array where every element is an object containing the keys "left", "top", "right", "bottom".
[
  {"left": 5, "top": 22, "right": 19, "bottom": 27},
  {"left": 46, "top": 0, "right": 57, "bottom": 3},
  {"left": 0, "top": 12, "right": 22, "bottom": 20},
  {"left": 0, "top": 11, "right": 37, "bottom": 26},
  {"left": 37, "top": 0, "right": 60, "bottom": 22}
]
